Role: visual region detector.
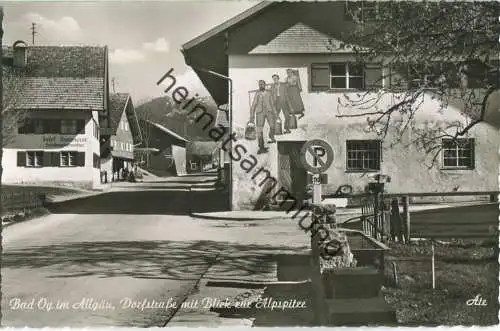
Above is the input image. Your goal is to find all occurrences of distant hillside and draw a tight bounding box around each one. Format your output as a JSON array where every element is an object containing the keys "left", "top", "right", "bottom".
[{"left": 135, "top": 96, "right": 219, "bottom": 141}]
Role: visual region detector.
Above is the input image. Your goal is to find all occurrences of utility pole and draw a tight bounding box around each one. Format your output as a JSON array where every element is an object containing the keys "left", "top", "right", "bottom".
[
  {"left": 111, "top": 77, "right": 116, "bottom": 93},
  {"left": 30, "top": 22, "right": 36, "bottom": 45}
]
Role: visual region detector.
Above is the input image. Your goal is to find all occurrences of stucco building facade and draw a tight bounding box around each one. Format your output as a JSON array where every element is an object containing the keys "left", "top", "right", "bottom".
[
  {"left": 182, "top": 1, "right": 499, "bottom": 210},
  {"left": 100, "top": 93, "right": 142, "bottom": 181},
  {"left": 2, "top": 42, "right": 107, "bottom": 189}
]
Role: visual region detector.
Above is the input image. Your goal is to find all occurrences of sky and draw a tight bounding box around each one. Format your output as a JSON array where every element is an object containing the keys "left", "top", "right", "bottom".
[{"left": 1, "top": 0, "right": 256, "bottom": 104}]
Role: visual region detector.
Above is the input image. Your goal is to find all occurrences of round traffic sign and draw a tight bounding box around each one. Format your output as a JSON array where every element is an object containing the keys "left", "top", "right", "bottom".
[{"left": 300, "top": 139, "right": 334, "bottom": 174}]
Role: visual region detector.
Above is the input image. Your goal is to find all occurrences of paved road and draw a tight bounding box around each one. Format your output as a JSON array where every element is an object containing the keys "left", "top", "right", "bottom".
[
  {"left": 1, "top": 175, "right": 221, "bottom": 327},
  {"left": 1, "top": 174, "right": 308, "bottom": 327}
]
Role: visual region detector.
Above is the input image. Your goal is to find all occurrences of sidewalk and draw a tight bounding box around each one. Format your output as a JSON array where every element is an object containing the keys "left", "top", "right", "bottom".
[
  {"left": 46, "top": 183, "right": 112, "bottom": 203},
  {"left": 190, "top": 201, "right": 495, "bottom": 221}
]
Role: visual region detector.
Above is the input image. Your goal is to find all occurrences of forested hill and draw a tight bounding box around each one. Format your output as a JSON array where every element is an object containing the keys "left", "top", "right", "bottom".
[{"left": 135, "top": 96, "right": 218, "bottom": 141}]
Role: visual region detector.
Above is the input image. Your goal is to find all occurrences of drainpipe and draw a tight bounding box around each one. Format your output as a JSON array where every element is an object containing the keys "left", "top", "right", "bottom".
[{"left": 185, "top": 64, "right": 233, "bottom": 210}]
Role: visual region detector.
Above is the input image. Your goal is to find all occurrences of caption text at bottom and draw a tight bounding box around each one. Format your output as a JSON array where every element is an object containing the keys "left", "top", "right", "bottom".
[{"left": 9, "top": 296, "right": 307, "bottom": 312}]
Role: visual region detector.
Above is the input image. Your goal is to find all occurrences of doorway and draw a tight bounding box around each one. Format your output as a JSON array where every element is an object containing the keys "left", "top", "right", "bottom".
[{"left": 277, "top": 141, "right": 308, "bottom": 203}]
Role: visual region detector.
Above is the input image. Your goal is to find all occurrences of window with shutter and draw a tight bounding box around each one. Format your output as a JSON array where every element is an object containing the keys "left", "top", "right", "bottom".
[
  {"left": 311, "top": 62, "right": 369, "bottom": 91},
  {"left": 60, "top": 151, "right": 79, "bottom": 167},
  {"left": 24, "top": 151, "right": 43, "bottom": 167}
]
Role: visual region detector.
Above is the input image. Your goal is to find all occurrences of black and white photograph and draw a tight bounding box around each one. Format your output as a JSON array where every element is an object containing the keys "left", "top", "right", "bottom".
[{"left": 1, "top": 0, "right": 499, "bottom": 327}]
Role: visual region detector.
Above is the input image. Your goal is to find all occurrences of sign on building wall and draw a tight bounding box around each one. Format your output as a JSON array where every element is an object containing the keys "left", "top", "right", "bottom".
[{"left": 42, "top": 135, "right": 87, "bottom": 148}]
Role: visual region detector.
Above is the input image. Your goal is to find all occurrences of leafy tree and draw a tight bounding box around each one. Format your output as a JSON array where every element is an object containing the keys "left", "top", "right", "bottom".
[{"left": 338, "top": 1, "right": 499, "bottom": 167}]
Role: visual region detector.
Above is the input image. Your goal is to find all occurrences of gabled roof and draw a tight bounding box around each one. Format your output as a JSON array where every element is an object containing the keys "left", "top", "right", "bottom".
[
  {"left": 141, "top": 119, "right": 189, "bottom": 143},
  {"left": 109, "top": 93, "right": 130, "bottom": 131},
  {"left": 182, "top": 1, "right": 274, "bottom": 50},
  {"left": 182, "top": 1, "right": 278, "bottom": 106},
  {"left": 181, "top": 1, "right": 351, "bottom": 105},
  {"left": 5, "top": 76, "right": 104, "bottom": 110},
  {"left": 2, "top": 44, "right": 107, "bottom": 111},
  {"left": 250, "top": 22, "right": 354, "bottom": 54},
  {"left": 108, "top": 93, "right": 143, "bottom": 143},
  {"left": 2, "top": 45, "right": 106, "bottom": 78},
  {"left": 187, "top": 141, "right": 219, "bottom": 156}
]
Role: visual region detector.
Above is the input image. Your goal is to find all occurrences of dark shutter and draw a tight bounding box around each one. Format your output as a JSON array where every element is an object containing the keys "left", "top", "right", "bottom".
[
  {"left": 389, "top": 64, "right": 409, "bottom": 89},
  {"left": 77, "top": 152, "right": 85, "bottom": 167},
  {"left": 43, "top": 152, "right": 59, "bottom": 167},
  {"left": 77, "top": 120, "right": 86, "bottom": 134},
  {"left": 51, "top": 152, "right": 60, "bottom": 167},
  {"left": 469, "top": 139, "right": 475, "bottom": 170},
  {"left": 311, "top": 63, "right": 330, "bottom": 91},
  {"left": 17, "top": 151, "right": 26, "bottom": 167},
  {"left": 43, "top": 152, "right": 52, "bottom": 167},
  {"left": 364, "top": 64, "right": 383, "bottom": 89},
  {"left": 377, "top": 140, "right": 383, "bottom": 168}
]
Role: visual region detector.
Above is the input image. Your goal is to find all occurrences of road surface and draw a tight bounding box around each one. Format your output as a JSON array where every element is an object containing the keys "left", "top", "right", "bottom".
[{"left": 1, "top": 174, "right": 307, "bottom": 327}]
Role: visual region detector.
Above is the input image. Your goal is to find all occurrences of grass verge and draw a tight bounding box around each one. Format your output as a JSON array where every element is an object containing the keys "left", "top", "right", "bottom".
[{"left": 383, "top": 240, "right": 499, "bottom": 326}]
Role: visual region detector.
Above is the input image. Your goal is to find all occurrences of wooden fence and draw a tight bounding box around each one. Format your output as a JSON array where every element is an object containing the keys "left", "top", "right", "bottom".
[
  {"left": 1, "top": 191, "right": 47, "bottom": 214},
  {"left": 343, "top": 191, "right": 499, "bottom": 243}
]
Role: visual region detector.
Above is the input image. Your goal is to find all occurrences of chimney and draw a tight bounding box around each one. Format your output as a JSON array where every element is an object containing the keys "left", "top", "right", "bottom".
[{"left": 12, "top": 40, "right": 28, "bottom": 68}]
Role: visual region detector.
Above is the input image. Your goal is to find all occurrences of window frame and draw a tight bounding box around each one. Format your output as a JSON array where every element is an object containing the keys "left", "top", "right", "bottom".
[
  {"left": 330, "top": 63, "right": 365, "bottom": 89},
  {"left": 25, "top": 151, "right": 44, "bottom": 168},
  {"left": 311, "top": 62, "right": 369, "bottom": 92},
  {"left": 60, "top": 151, "right": 77, "bottom": 167},
  {"left": 345, "top": 140, "right": 382, "bottom": 172},
  {"left": 18, "top": 118, "right": 44, "bottom": 134},
  {"left": 441, "top": 138, "right": 475, "bottom": 170},
  {"left": 60, "top": 119, "right": 78, "bottom": 135}
]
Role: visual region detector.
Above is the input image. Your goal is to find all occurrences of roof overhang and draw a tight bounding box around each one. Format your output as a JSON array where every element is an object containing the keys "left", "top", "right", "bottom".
[
  {"left": 135, "top": 147, "right": 160, "bottom": 153},
  {"left": 181, "top": 1, "right": 275, "bottom": 106}
]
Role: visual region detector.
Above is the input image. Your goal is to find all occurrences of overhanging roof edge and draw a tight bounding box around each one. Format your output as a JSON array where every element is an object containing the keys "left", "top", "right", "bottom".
[{"left": 181, "top": 1, "right": 274, "bottom": 51}]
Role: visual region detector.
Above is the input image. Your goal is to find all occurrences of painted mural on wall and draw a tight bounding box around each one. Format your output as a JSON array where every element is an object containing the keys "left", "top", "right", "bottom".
[{"left": 246, "top": 69, "right": 305, "bottom": 154}]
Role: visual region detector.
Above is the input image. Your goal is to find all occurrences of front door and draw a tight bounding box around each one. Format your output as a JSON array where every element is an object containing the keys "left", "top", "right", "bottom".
[{"left": 278, "top": 141, "right": 308, "bottom": 203}]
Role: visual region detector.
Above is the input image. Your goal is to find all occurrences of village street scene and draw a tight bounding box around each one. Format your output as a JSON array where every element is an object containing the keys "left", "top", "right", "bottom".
[{"left": 1, "top": 1, "right": 499, "bottom": 328}]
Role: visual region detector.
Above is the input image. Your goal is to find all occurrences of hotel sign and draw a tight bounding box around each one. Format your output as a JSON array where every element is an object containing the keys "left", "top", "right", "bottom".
[{"left": 42, "top": 135, "right": 88, "bottom": 148}]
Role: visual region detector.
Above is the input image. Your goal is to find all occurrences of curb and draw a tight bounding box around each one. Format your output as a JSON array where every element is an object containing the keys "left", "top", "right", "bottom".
[
  {"left": 189, "top": 212, "right": 296, "bottom": 221},
  {"left": 47, "top": 190, "right": 108, "bottom": 204}
]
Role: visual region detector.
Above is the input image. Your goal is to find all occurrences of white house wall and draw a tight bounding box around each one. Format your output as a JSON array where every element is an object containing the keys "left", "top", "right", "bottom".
[
  {"left": 172, "top": 145, "right": 187, "bottom": 176},
  {"left": 2, "top": 110, "right": 102, "bottom": 189},
  {"left": 228, "top": 54, "right": 499, "bottom": 210}
]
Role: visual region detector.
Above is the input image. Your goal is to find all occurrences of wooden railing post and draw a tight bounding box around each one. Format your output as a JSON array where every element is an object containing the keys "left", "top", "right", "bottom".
[{"left": 402, "top": 195, "right": 410, "bottom": 243}]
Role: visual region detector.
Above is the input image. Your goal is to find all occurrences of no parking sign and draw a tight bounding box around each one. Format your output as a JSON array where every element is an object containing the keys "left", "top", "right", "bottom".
[{"left": 300, "top": 139, "right": 334, "bottom": 174}]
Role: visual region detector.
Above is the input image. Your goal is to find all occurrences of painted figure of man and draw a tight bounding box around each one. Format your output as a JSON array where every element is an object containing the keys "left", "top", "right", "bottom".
[
  {"left": 249, "top": 80, "right": 277, "bottom": 154},
  {"left": 270, "top": 74, "right": 291, "bottom": 134}
]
